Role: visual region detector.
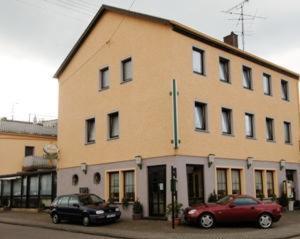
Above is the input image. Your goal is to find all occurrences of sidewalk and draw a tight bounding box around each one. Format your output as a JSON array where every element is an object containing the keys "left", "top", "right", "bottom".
[{"left": 0, "top": 210, "right": 300, "bottom": 239}]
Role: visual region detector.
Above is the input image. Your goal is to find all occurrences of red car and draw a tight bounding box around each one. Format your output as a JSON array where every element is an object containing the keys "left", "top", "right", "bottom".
[{"left": 185, "top": 195, "right": 282, "bottom": 229}]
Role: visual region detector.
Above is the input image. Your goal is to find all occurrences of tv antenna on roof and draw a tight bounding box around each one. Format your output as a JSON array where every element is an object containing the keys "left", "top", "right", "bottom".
[{"left": 222, "top": 0, "right": 266, "bottom": 51}]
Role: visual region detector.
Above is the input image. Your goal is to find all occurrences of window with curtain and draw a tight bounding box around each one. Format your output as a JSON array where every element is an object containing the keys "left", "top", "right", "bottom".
[
  {"left": 231, "top": 169, "right": 241, "bottom": 195},
  {"left": 266, "top": 171, "right": 274, "bottom": 197},
  {"left": 263, "top": 73, "right": 271, "bottom": 95},
  {"left": 13, "top": 179, "right": 22, "bottom": 196},
  {"left": 219, "top": 57, "right": 229, "bottom": 82},
  {"left": 29, "top": 176, "right": 39, "bottom": 196},
  {"left": 284, "top": 121, "right": 291, "bottom": 144},
  {"left": 108, "top": 112, "right": 119, "bottom": 139},
  {"left": 221, "top": 108, "right": 232, "bottom": 134},
  {"left": 242, "top": 66, "right": 252, "bottom": 89},
  {"left": 100, "top": 67, "right": 109, "bottom": 90},
  {"left": 124, "top": 171, "right": 135, "bottom": 201},
  {"left": 245, "top": 113, "right": 254, "bottom": 138},
  {"left": 109, "top": 172, "right": 119, "bottom": 202},
  {"left": 22, "top": 177, "right": 27, "bottom": 196},
  {"left": 122, "top": 58, "right": 132, "bottom": 82},
  {"left": 255, "top": 170, "right": 263, "bottom": 198},
  {"left": 86, "top": 118, "right": 96, "bottom": 143},
  {"left": 266, "top": 117, "right": 274, "bottom": 141},
  {"left": 192, "top": 47, "right": 204, "bottom": 74},
  {"left": 3, "top": 180, "right": 11, "bottom": 196},
  {"left": 281, "top": 80, "right": 289, "bottom": 101},
  {"left": 217, "top": 169, "right": 227, "bottom": 199},
  {"left": 194, "top": 102, "right": 207, "bottom": 130},
  {"left": 40, "top": 174, "right": 52, "bottom": 196}
]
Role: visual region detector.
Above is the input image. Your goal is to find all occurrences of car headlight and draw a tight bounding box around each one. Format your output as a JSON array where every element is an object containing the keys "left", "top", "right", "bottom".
[
  {"left": 115, "top": 208, "right": 120, "bottom": 212},
  {"left": 188, "top": 209, "right": 197, "bottom": 215},
  {"left": 96, "top": 210, "right": 105, "bottom": 215}
]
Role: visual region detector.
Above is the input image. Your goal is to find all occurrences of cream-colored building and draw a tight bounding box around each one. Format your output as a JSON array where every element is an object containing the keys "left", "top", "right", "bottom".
[{"left": 55, "top": 5, "right": 300, "bottom": 218}]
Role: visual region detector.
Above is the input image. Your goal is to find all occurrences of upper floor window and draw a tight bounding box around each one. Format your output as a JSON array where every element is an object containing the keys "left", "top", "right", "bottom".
[
  {"left": 284, "top": 121, "right": 291, "bottom": 144},
  {"left": 245, "top": 113, "right": 254, "bottom": 138},
  {"left": 86, "top": 118, "right": 95, "bottom": 144},
  {"left": 122, "top": 58, "right": 132, "bottom": 82},
  {"left": 281, "top": 80, "right": 289, "bottom": 101},
  {"left": 221, "top": 108, "right": 232, "bottom": 135},
  {"left": 266, "top": 117, "right": 274, "bottom": 141},
  {"left": 194, "top": 102, "right": 207, "bottom": 131},
  {"left": 108, "top": 112, "right": 119, "bottom": 139},
  {"left": 219, "top": 57, "right": 230, "bottom": 83},
  {"left": 242, "top": 66, "right": 252, "bottom": 90},
  {"left": 263, "top": 73, "right": 272, "bottom": 95},
  {"left": 99, "top": 67, "right": 109, "bottom": 90},
  {"left": 25, "top": 146, "right": 34, "bottom": 157},
  {"left": 192, "top": 47, "right": 204, "bottom": 75}
]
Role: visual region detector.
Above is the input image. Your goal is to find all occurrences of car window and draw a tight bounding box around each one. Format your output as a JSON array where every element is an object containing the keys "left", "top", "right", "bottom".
[
  {"left": 52, "top": 197, "right": 59, "bottom": 206},
  {"left": 79, "top": 194, "right": 104, "bottom": 205},
  {"left": 69, "top": 196, "right": 79, "bottom": 206},
  {"left": 58, "top": 196, "right": 69, "bottom": 207},
  {"left": 233, "top": 197, "right": 258, "bottom": 206},
  {"left": 217, "top": 195, "right": 234, "bottom": 205}
]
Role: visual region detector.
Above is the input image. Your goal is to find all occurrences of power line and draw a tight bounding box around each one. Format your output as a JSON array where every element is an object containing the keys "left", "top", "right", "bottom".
[
  {"left": 42, "top": 0, "right": 93, "bottom": 16},
  {"left": 55, "top": 0, "right": 96, "bottom": 13}
]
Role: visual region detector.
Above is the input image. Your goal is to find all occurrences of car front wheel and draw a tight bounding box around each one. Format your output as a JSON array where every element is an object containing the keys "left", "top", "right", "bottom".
[
  {"left": 52, "top": 213, "right": 60, "bottom": 224},
  {"left": 199, "top": 213, "right": 215, "bottom": 229},
  {"left": 82, "top": 215, "right": 90, "bottom": 226},
  {"left": 258, "top": 213, "right": 273, "bottom": 229}
]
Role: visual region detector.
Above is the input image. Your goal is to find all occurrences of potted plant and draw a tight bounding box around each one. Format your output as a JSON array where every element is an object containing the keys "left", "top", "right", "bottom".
[
  {"left": 132, "top": 200, "right": 143, "bottom": 220},
  {"left": 166, "top": 202, "right": 183, "bottom": 225},
  {"left": 258, "top": 192, "right": 264, "bottom": 201},
  {"left": 208, "top": 191, "right": 218, "bottom": 203},
  {"left": 122, "top": 197, "right": 129, "bottom": 210},
  {"left": 270, "top": 193, "right": 277, "bottom": 202}
]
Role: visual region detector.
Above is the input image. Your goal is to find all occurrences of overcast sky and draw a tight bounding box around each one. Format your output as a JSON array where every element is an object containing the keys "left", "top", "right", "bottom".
[{"left": 0, "top": 0, "right": 299, "bottom": 121}]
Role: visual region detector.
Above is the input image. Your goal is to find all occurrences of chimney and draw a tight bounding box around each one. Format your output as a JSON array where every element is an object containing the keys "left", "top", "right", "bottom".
[{"left": 223, "top": 32, "right": 238, "bottom": 48}]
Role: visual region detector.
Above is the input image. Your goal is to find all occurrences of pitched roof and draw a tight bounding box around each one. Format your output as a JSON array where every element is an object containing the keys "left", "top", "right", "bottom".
[
  {"left": 54, "top": 5, "right": 299, "bottom": 80},
  {"left": 0, "top": 120, "right": 57, "bottom": 137}
]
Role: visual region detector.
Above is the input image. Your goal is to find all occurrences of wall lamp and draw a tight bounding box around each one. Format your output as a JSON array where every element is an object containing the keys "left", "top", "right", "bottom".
[
  {"left": 80, "top": 163, "right": 88, "bottom": 174},
  {"left": 246, "top": 157, "right": 253, "bottom": 169},
  {"left": 280, "top": 159, "right": 286, "bottom": 171},
  {"left": 135, "top": 155, "right": 143, "bottom": 170},
  {"left": 208, "top": 154, "right": 215, "bottom": 168}
]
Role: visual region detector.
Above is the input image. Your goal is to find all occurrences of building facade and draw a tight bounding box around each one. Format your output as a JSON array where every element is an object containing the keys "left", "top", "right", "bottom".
[
  {"left": 0, "top": 119, "right": 57, "bottom": 209},
  {"left": 55, "top": 5, "right": 300, "bottom": 218}
]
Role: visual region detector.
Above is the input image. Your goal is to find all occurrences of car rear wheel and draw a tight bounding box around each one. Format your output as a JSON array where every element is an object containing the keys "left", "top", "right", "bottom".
[
  {"left": 52, "top": 213, "right": 60, "bottom": 224},
  {"left": 82, "top": 215, "right": 90, "bottom": 226},
  {"left": 199, "top": 213, "right": 215, "bottom": 229},
  {"left": 258, "top": 213, "right": 273, "bottom": 229}
]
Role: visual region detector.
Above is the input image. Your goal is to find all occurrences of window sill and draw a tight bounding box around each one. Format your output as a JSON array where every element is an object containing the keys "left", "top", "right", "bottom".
[
  {"left": 246, "top": 136, "right": 256, "bottom": 140},
  {"left": 121, "top": 79, "right": 133, "bottom": 84},
  {"left": 282, "top": 98, "right": 290, "bottom": 102},
  {"left": 220, "top": 79, "right": 231, "bottom": 84},
  {"left": 243, "top": 86, "right": 253, "bottom": 91},
  {"left": 266, "top": 139, "right": 276, "bottom": 143},
  {"left": 264, "top": 93, "right": 272, "bottom": 97},
  {"left": 85, "top": 141, "right": 96, "bottom": 145},
  {"left": 193, "top": 71, "right": 206, "bottom": 76},
  {"left": 99, "top": 87, "right": 109, "bottom": 92},
  {"left": 107, "top": 136, "right": 119, "bottom": 141},
  {"left": 222, "top": 133, "right": 234, "bottom": 137},
  {"left": 285, "top": 142, "right": 293, "bottom": 145},
  {"left": 195, "top": 128, "right": 209, "bottom": 133}
]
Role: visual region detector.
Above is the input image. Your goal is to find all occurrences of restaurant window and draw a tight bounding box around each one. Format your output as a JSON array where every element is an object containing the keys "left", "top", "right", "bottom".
[
  {"left": 13, "top": 179, "right": 22, "bottom": 197},
  {"left": 108, "top": 112, "right": 119, "bottom": 139},
  {"left": 221, "top": 108, "right": 232, "bottom": 135},
  {"left": 263, "top": 73, "right": 272, "bottom": 95},
  {"left": 231, "top": 169, "right": 241, "bottom": 195},
  {"left": 99, "top": 67, "right": 109, "bottom": 90},
  {"left": 122, "top": 58, "right": 132, "bottom": 82},
  {"left": 245, "top": 113, "right": 254, "bottom": 138},
  {"left": 194, "top": 102, "right": 207, "bottom": 131},
  {"left": 124, "top": 171, "right": 135, "bottom": 201},
  {"left": 266, "top": 171, "right": 275, "bottom": 197},
  {"left": 25, "top": 146, "right": 34, "bottom": 157},
  {"left": 40, "top": 174, "right": 52, "bottom": 196},
  {"left": 284, "top": 121, "right": 291, "bottom": 144},
  {"left": 266, "top": 117, "right": 274, "bottom": 141},
  {"left": 242, "top": 66, "right": 252, "bottom": 89},
  {"left": 29, "top": 176, "right": 39, "bottom": 196},
  {"left": 86, "top": 118, "right": 95, "bottom": 144},
  {"left": 219, "top": 57, "right": 229, "bottom": 83},
  {"left": 255, "top": 170, "right": 264, "bottom": 198},
  {"left": 109, "top": 172, "right": 119, "bottom": 202},
  {"left": 192, "top": 47, "right": 204, "bottom": 75},
  {"left": 217, "top": 169, "right": 227, "bottom": 199},
  {"left": 281, "top": 80, "right": 289, "bottom": 101}
]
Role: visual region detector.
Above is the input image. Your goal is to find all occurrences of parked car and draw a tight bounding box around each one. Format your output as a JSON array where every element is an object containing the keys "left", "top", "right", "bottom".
[
  {"left": 185, "top": 195, "right": 282, "bottom": 229},
  {"left": 50, "top": 194, "right": 121, "bottom": 226}
]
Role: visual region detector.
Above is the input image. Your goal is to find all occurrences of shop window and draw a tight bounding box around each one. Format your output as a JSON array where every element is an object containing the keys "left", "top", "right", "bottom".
[
  {"left": 40, "top": 174, "right": 52, "bottom": 196},
  {"left": 266, "top": 171, "right": 275, "bottom": 197},
  {"left": 29, "top": 176, "right": 39, "bottom": 196}
]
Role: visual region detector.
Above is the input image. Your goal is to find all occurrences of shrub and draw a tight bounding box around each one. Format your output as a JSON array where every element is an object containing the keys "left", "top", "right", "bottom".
[{"left": 133, "top": 200, "right": 143, "bottom": 214}]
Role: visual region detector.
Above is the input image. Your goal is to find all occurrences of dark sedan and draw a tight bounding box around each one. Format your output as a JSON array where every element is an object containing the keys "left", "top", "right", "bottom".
[
  {"left": 50, "top": 194, "right": 121, "bottom": 226},
  {"left": 185, "top": 195, "right": 282, "bottom": 229}
]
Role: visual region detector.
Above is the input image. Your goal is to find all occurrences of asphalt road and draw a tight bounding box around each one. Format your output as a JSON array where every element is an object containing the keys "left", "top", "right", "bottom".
[{"left": 0, "top": 223, "right": 116, "bottom": 239}]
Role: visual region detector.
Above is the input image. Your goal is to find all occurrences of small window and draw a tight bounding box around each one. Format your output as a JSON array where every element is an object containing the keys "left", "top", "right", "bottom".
[
  {"left": 109, "top": 172, "right": 119, "bottom": 202},
  {"left": 217, "top": 169, "right": 227, "bottom": 199},
  {"left": 194, "top": 102, "right": 207, "bottom": 131},
  {"left": 122, "top": 58, "right": 132, "bottom": 82},
  {"left": 221, "top": 108, "right": 232, "bottom": 135},
  {"left": 281, "top": 80, "right": 289, "bottom": 101},
  {"left": 99, "top": 67, "right": 109, "bottom": 90},
  {"left": 242, "top": 66, "right": 252, "bottom": 89},
  {"left": 25, "top": 146, "right": 35, "bottom": 157},
  {"left": 266, "top": 117, "right": 274, "bottom": 141},
  {"left": 255, "top": 170, "right": 263, "bottom": 198},
  {"left": 124, "top": 171, "right": 135, "bottom": 201},
  {"left": 284, "top": 121, "right": 291, "bottom": 144},
  {"left": 263, "top": 73, "right": 272, "bottom": 95},
  {"left": 231, "top": 169, "right": 241, "bottom": 195},
  {"left": 219, "top": 57, "right": 230, "bottom": 82},
  {"left": 108, "top": 112, "right": 119, "bottom": 139},
  {"left": 266, "top": 171, "right": 275, "bottom": 197},
  {"left": 86, "top": 118, "right": 95, "bottom": 144},
  {"left": 245, "top": 113, "right": 254, "bottom": 138},
  {"left": 233, "top": 197, "right": 258, "bottom": 206},
  {"left": 94, "top": 172, "right": 101, "bottom": 184},
  {"left": 192, "top": 47, "right": 204, "bottom": 75},
  {"left": 72, "top": 174, "right": 79, "bottom": 186}
]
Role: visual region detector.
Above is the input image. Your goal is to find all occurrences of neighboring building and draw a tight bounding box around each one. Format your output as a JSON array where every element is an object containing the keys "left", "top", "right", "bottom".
[
  {"left": 0, "top": 119, "right": 57, "bottom": 209},
  {"left": 55, "top": 5, "right": 300, "bottom": 218}
]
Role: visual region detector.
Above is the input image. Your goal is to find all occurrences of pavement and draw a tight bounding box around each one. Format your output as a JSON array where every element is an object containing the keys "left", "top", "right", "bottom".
[{"left": 0, "top": 210, "right": 300, "bottom": 239}]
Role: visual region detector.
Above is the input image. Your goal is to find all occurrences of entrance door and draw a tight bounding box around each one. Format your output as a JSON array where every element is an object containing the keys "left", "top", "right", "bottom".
[
  {"left": 148, "top": 165, "right": 166, "bottom": 217},
  {"left": 186, "top": 165, "right": 204, "bottom": 205}
]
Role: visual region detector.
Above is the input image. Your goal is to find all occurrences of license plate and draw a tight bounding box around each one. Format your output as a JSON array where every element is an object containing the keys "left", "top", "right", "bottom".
[{"left": 107, "top": 214, "right": 116, "bottom": 218}]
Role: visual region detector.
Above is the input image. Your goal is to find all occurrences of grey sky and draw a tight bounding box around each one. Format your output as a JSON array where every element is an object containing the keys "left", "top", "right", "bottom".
[{"left": 0, "top": 0, "right": 299, "bottom": 121}]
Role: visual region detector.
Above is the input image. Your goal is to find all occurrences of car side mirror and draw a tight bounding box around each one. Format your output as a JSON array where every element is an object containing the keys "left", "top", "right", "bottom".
[
  {"left": 229, "top": 204, "right": 236, "bottom": 208},
  {"left": 73, "top": 203, "right": 80, "bottom": 208}
]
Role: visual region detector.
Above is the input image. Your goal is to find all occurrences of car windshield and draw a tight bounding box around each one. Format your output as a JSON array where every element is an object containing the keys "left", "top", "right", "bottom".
[
  {"left": 79, "top": 195, "right": 104, "bottom": 205},
  {"left": 216, "top": 195, "right": 234, "bottom": 205}
]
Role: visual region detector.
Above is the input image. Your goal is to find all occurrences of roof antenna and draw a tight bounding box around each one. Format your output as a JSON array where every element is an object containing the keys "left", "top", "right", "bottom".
[{"left": 222, "top": 0, "right": 266, "bottom": 51}]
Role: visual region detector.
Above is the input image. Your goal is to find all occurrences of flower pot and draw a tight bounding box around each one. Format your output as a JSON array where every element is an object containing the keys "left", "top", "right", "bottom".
[
  {"left": 132, "top": 213, "right": 143, "bottom": 220},
  {"left": 174, "top": 218, "right": 181, "bottom": 225}
]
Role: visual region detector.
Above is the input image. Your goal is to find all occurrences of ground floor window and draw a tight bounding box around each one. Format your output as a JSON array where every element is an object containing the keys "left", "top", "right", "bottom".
[
  {"left": 231, "top": 169, "right": 241, "bottom": 195},
  {"left": 266, "top": 171, "right": 275, "bottom": 197},
  {"left": 217, "top": 169, "right": 227, "bottom": 199},
  {"left": 124, "top": 171, "right": 135, "bottom": 201},
  {"left": 186, "top": 165, "right": 204, "bottom": 205},
  {"left": 255, "top": 170, "right": 264, "bottom": 198},
  {"left": 109, "top": 172, "right": 119, "bottom": 202}
]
